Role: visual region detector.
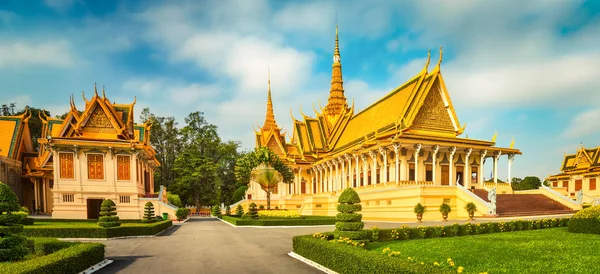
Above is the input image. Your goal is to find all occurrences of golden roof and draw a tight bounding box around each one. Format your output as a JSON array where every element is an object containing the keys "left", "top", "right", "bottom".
[
  {"left": 0, "top": 109, "right": 33, "bottom": 160},
  {"left": 548, "top": 145, "right": 600, "bottom": 179}
]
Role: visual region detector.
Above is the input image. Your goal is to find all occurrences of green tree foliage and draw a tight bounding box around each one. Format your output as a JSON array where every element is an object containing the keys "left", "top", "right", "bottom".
[
  {"left": 225, "top": 205, "right": 231, "bottom": 215},
  {"left": 98, "top": 199, "right": 121, "bottom": 228},
  {"left": 512, "top": 176, "right": 542, "bottom": 190},
  {"left": 142, "top": 202, "right": 155, "bottom": 223},
  {"left": 235, "top": 146, "right": 293, "bottom": 209},
  {"left": 232, "top": 185, "right": 249, "bottom": 203},
  {"left": 335, "top": 188, "right": 364, "bottom": 231},
  {"left": 167, "top": 193, "right": 183, "bottom": 207},
  {"left": 0, "top": 182, "right": 30, "bottom": 261},
  {"left": 247, "top": 203, "right": 258, "bottom": 219},
  {"left": 211, "top": 204, "right": 222, "bottom": 217},
  {"left": 235, "top": 204, "right": 244, "bottom": 215}
]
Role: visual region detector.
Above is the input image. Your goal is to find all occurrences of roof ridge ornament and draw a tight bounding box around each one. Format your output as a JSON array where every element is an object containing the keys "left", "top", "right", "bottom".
[
  {"left": 437, "top": 46, "right": 443, "bottom": 67},
  {"left": 423, "top": 49, "right": 431, "bottom": 72},
  {"left": 94, "top": 82, "right": 98, "bottom": 97}
]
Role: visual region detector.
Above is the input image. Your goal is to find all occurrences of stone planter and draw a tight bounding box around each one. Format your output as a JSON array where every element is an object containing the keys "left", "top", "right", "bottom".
[
  {"left": 416, "top": 213, "right": 423, "bottom": 223},
  {"left": 442, "top": 212, "right": 449, "bottom": 221}
]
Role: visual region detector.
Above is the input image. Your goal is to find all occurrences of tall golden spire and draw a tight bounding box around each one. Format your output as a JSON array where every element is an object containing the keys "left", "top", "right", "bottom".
[
  {"left": 324, "top": 24, "right": 348, "bottom": 117},
  {"left": 262, "top": 69, "right": 279, "bottom": 131}
]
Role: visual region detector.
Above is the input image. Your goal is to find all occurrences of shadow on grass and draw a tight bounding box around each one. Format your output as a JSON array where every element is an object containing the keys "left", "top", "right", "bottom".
[{"left": 97, "top": 255, "right": 152, "bottom": 273}]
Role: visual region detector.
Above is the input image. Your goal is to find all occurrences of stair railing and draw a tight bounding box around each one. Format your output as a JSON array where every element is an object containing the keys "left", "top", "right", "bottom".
[
  {"left": 456, "top": 182, "right": 493, "bottom": 214},
  {"left": 539, "top": 184, "right": 581, "bottom": 209},
  {"left": 580, "top": 191, "right": 600, "bottom": 206}
]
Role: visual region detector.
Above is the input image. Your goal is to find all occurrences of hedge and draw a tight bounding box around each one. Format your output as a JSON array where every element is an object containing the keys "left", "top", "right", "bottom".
[
  {"left": 20, "top": 218, "right": 34, "bottom": 225},
  {"left": 222, "top": 216, "right": 336, "bottom": 226},
  {"left": 372, "top": 218, "right": 570, "bottom": 242},
  {"left": 33, "top": 219, "right": 143, "bottom": 223},
  {"left": 20, "top": 220, "right": 172, "bottom": 238},
  {"left": 568, "top": 205, "right": 600, "bottom": 234},
  {"left": 293, "top": 235, "right": 451, "bottom": 274},
  {"left": 0, "top": 242, "right": 104, "bottom": 274}
]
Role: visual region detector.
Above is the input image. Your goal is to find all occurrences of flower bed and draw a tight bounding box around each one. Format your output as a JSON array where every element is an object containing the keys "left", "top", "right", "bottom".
[
  {"left": 257, "top": 210, "right": 301, "bottom": 219},
  {"left": 222, "top": 215, "right": 336, "bottom": 226},
  {"left": 0, "top": 238, "right": 105, "bottom": 274},
  {"left": 20, "top": 220, "right": 172, "bottom": 238}
]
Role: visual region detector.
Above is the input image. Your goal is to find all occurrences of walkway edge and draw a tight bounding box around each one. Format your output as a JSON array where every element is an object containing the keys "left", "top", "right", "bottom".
[
  {"left": 288, "top": 252, "right": 337, "bottom": 274},
  {"left": 79, "top": 259, "right": 113, "bottom": 274},
  {"left": 217, "top": 217, "right": 334, "bottom": 228}
]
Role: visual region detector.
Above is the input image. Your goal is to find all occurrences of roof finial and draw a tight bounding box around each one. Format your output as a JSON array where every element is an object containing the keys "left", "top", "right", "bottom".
[
  {"left": 334, "top": 24, "right": 340, "bottom": 63},
  {"left": 70, "top": 94, "right": 75, "bottom": 110},
  {"left": 133, "top": 96, "right": 137, "bottom": 105},
  {"left": 94, "top": 83, "right": 98, "bottom": 96},
  {"left": 423, "top": 49, "right": 431, "bottom": 72},
  {"left": 82, "top": 91, "right": 89, "bottom": 104},
  {"left": 102, "top": 86, "right": 106, "bottom": 99},
  {"left": 436, "top": 46, "right": 443, "bottom": 67}
]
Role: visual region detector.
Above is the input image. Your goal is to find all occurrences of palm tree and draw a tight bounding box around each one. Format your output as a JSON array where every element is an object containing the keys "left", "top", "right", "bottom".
[{"left": 251, "top": 163, "right": 282, "bottom": 210}]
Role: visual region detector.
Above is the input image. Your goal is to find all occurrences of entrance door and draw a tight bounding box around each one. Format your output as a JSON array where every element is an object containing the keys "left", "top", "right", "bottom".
[
  {"left": 456, "top": 166, "right": 464, "bottom": 186},
  {"left": 575, "top": 180, "right": 582, "bottom": 191},
  {"left": 87, "top": 199, "right": 104, "bottom": 219},
  {"left": 441, "top": 165, "right": 449, "bottom": 185}
]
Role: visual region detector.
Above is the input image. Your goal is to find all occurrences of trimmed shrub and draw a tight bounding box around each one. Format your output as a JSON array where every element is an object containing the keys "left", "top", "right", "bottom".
[
  {"left": 225, "top": 205, "right": 231, "bottom": 215},
  {"left": 142, "top": 202, "right": 155, "bottom": 223},
  {"left": 21, "top": 220, "right": 173, "bottom": 238},
  {"left": 235, "top": 204, "right": 244, "bottom": 215},
  {"left": 259, "top": 204, "right": 265, "bottom": 210},
  {"left": 0, "top": 182, "right": 29, "bottom": 262},
  {"left": 175, "top": 208, "right": 189, "bottom": 221},
  {"left": 568, "top": 205, "right": 600, "bottom": 234},
  {"left": 258, "top": 210, "right": 301, "bottom": 219},
  {"left": 0, "top": 242, "right": 105, "bottom": 274},
  {"left": 248, "top": 203, "right": 258, "bottom": 219},
  {"left": 211, "top": 205, "right": 222, "bottom": 217},
  {"left": 335, "top": 188, "right": 364, "bottom": 232},
  {"left": 97, "top": 199, "right": 121, "bottom": 228}
]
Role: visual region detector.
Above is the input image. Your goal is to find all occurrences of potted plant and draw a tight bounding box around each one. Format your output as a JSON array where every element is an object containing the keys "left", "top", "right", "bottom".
[
  {"left": 439, "top": 203, "right": 451, "bottom": 221},
  {"left": 465, "top": 202, "right": 477, "bottom": 220},
  {"left": 414, "top": 203, "right": 426, "bottom": 223}
]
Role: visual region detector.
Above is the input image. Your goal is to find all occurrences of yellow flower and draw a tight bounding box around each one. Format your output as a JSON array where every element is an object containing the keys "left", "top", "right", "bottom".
[
  {"left": 457, "top": 266, "right": 464, "bottom": 273},
  {"left": 421, "top": 262, "right": 424, "bottom": 265},
  {"left": 447, "top": 258, "right": 452, "bottom": 262},
  {"left": 450, "top": 261, "right": 455, "bottom": 267},
  {"left": 434, "top": 262, "right": 440, "bottom": 266}
]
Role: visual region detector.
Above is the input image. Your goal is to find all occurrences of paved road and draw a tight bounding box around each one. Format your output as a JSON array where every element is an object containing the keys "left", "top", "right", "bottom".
[
  {"left": 98, "top": 218, "right": 327, "bottom": 274},
  {"left": 97, "top": 214, "right": 573, "bottom": 273}
]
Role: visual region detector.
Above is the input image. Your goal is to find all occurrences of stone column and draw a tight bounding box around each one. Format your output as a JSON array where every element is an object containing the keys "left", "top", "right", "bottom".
[
  {"left": 494, "top": 151, "right": 502, "bottom": 185},
  {"left": 298, "top": 167, "right": 303, "bottom": 194},
  {"left": 312, "top": 168, "right": 317, "bottom": 194},
  {"left": 317, "top": 165, "right": 322, "bottom": 193},
  {"left": 393, "top": 144, "right": 400, "bottom": 183},
  {"left": 479, "top": 150, "right": 487, "bottom": 186},
  {"left": 379, "top": 147, "right": 388, "bottom": 184},
  {"left": 361, "top": 154, "right": 368, "bottom": 186},
  {"left": 414, "top": 144, "right": 422, "bottom": 183},
  {"left": 432, "top": 145, "right": 439, "bottom": 184},
  {"left": 328, "top": 162, "right": 333, "bottom": 192},
  {"left": 34, "top": 179, "right": 39, "bottom": 209},
  {"left": 345, "top": 154, "right": 352, "bottom": 189},
  {"left": 449, "top": 146, "right": 456, "bottom": 186},
  {"left": 334, "top": 160, "right": 339, "bottom": 191},
  {"left": 354, "top": 154, "right": 359, "bottom": 187},
  {"left": 464, "top": 148, "right": 472, "bottom": 188},
  {"left": 508, "top": 153, "right": 515, "bottom": 184},
  {"left": 369, "top": 150, "right": 377, "bottom": 185}
]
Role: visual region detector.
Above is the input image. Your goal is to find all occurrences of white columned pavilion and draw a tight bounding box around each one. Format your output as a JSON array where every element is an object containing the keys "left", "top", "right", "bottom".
[
  {"left": 354, "top": 154, "right": 360, "bottom": 187},
  {"left": 379, "top": 147, "right": 388, "bottom": 184},
  {"left": 493, "top": 151, "right": 502, "bottom": 184},
  {"left": 345, "top": 154, "right": 352, "bottom": 189},
  {"left": 361, "top": 154, "right": 368, "bottom": 186},
  {"left": 369, "top": 150, "right": 377, "bottom": 184},
  {"left": 507, "top": 153, "right": 515, "bottom": 184}
]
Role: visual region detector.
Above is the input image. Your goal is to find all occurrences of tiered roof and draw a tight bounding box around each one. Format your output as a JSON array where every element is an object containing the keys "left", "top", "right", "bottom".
[{"left": 548, "top": 145, "right": 600, "bottom": 179}]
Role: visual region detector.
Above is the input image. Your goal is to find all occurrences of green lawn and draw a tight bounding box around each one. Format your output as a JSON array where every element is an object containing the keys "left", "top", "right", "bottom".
[{"left": 370, "top": 228, "right": 600, "bottom": 274}]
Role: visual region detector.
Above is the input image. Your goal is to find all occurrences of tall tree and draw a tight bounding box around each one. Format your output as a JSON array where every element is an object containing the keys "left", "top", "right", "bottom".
[{"left": 217, "top": 140, "right": 241, "bottom": 206}]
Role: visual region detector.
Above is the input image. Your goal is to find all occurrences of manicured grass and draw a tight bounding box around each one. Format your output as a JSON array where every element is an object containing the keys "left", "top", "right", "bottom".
[
  {"left": 222, "top": 215, "right": 336, "bottom": 226},
  {"left": 369, "top": 228, "right": 600, "bottom": 274}
]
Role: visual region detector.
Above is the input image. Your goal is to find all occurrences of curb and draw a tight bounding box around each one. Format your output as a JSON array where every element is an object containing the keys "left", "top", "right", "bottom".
[
  {"left": 79, "top": 259, "right": 113, "bottom": 274},
  {"left": 288, "top": 252, "right": 337, "bottom": 274},
  {"left": 217, "top": 218, "right": 335, "bottom": 228}
]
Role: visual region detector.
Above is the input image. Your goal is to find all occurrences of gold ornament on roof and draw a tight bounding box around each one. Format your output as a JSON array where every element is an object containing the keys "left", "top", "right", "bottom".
[
  {"left": 492, "top": 131, "right": 498, "bottom": 142},
  {"left": 509, "top": 137, "right": 515, "bottom": 149}
]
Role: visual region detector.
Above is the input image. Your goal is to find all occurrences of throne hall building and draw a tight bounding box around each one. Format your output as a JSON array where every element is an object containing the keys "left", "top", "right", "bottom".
[{"left": 240, "top": 27, "right": 581, "bottom": 220}]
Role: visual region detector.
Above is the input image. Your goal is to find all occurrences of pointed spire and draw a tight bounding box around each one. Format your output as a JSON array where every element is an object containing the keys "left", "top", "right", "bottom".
[
  {"left": 423, "top": 49, "right": 431, "bottom": 72},
  {"left": 436, "top": 46, "right": 443, "bottom": 67},
  {"left": 102, "top": 85, "right": 106, "bottom": 99},
  {"left": 324, "top": 24, "right": 348, "bottom": 117},
  {"left": 262, "top": 70, "right": 279, "bottom": 131},
  {"left": 93, "top": 83, "right": 98, "bottom": 97}
]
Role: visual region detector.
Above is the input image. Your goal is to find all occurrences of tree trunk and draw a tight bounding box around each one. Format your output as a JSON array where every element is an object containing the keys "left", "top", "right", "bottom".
[{"left": 266, "top": 191, "right": 271, "bottom": 210}]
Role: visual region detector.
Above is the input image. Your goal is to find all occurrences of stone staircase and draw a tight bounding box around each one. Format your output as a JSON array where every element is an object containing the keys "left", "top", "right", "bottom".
[{"left": 471, "top": 189, "right": 577, "bottom": 217}]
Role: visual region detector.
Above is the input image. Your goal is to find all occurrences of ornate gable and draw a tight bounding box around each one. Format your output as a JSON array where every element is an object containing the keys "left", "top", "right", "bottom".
[
  {"left": 574, "top": 150, "right": 592, "bottom": 168},
  {"left": 82, "top": 105, "right": 117, "bottom": 134},
  {"left": 409, "top": 81, "right": 455, "bottom": 133}
]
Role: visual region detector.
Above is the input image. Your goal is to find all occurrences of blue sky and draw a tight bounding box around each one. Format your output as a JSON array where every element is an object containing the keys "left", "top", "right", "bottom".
[{"left": 1, "top": 0, "right": 600, "bottom": 180}]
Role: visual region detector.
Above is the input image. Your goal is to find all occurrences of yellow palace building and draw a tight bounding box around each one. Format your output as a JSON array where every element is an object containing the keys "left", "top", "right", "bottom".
[
  {"left": 546, "top": 145, "right": 600, "bottom": 203},
  {"left": 1, "top": 87, "right": 177, "bottom": 219},
  {"left": 241, "top": 27, "right": 581, "bottom": 221}
]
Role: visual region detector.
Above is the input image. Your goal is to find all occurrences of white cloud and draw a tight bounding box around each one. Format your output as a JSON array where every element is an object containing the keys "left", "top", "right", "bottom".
[
  {"left": 562, "top": 108, "right": 600, "bottom": 138},
  {"left": 0, "top": 40, "right": 75, "bottom": 68},
  {"left": 122, "top": 79, "right": 165, "bottom": 95}
]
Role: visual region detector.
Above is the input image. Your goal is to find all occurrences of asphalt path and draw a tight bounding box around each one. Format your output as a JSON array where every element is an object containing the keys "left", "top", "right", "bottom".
[{"left": 97, "top": 218, "right": 326, "bottom": 274}]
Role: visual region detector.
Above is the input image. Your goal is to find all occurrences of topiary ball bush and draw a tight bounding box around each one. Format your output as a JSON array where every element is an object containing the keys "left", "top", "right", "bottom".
[
  {"left": 0, "top": 182, "right": 29, "bottom": 262},
  {"left": 568, "top": 205, "right": 600, "bottom": 234},
  {"left": 248, "top": 203, "right": 259, "bottom": 219},
  {"left": 335, "top": 188, "right": 364, "bottom": 232},
  {"left": 142, "top": 202, "right": 156, "bottom": 223},
  {"left": 235, "top": 204, "right": 244, "bottom": 215},
  {"left": 98, "top": 199, "right": 121, "bottom": 228}
]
